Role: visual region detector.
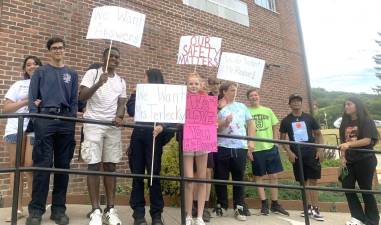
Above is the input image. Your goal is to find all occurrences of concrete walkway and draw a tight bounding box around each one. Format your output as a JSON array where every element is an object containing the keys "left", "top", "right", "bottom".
[{"left": 0, "top": 204, "right": 355, "bottom": 225}]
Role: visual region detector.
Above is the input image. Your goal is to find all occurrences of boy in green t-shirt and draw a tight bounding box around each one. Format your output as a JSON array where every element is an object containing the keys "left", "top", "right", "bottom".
[{"left": 246, "top": 89, "right": 289, "bottom": 216}]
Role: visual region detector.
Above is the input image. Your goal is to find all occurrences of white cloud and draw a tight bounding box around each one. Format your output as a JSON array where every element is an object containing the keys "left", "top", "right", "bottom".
[{"left": 297, "top": 0, "right": 381, "bottom": 93}]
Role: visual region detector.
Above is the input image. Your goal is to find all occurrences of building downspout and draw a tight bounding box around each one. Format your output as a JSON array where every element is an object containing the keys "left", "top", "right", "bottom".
[{"left": 293, "top": 0, "right": 315, "bottom": 115}]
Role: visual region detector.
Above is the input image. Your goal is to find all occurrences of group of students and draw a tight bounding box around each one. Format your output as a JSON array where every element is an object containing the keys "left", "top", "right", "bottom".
[{"left": 3, "top": 37, "right": 380, "bottom": 225}]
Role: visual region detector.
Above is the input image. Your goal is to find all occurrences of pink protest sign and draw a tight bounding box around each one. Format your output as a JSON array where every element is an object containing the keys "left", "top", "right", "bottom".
[{"left": 183, "top": 94, "right": 218, "bottom": 152}]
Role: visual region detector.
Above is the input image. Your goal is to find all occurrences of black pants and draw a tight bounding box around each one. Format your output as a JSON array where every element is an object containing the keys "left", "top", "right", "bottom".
[
  {"left": 214, "top": 147, "right": 247, "bottom": 209},
  {"left": 342, "top": 156, "right": 379, "bottom": 225},
  {"left": 28, "top": 117, "right": 76, "bottom": 216},
  {"left": 129, "top": 128, "right": 164, "bottom": 220}
]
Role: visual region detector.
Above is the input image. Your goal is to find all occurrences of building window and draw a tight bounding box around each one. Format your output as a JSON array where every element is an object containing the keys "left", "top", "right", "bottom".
[
  {"left": 183, "top": 0, "right": 249, "bottom": 27},
  {"left": 254, "top": 0, "right": 277, "bottom": 12}
]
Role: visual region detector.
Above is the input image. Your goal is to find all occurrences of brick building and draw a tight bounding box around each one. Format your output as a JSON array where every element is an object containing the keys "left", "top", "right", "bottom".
[{"left": 0, "top": 0, "right": 312, "bottom": 205}]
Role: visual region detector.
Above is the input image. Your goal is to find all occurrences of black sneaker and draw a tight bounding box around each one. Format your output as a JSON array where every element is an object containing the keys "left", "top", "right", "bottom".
[
  {"left": 260, "top": 200, "right": 269, "bottom": 216},
  {"left": 25, "top": 215, "right": 42, "bottom": 225},
  {"left": 212, "top": 204, "right": 227, "bottom": 217},
  {"left": 202, "top": 208, "right": 211, "bottom": 222},
  {"left": 152, "top": 216, "right": 164, "bottom": 225},
  {"left": 50, "top": 213, "right": 69, "bottom": 225},
  {"left": 134, "top": 217, "right": 148, "bottom": 225},
  {"left": 270, "top": 201, "right": 290, "bottom": 216},
  {"left": 300, "top": 205, "right": 312, "bottom": 217},
  {"left": 242, "top": 203, "right": 251, "bottom": 216},
  {"left": 311, "top": 207, "right": 325, "bottom": 221}
]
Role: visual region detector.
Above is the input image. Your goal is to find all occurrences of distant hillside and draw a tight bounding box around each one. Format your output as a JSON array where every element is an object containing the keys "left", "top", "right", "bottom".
[{"left": 312, "top": 88, "right": 381, "bottom": 128}]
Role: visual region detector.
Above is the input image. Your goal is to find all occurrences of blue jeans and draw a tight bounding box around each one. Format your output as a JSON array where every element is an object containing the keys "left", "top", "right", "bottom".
[{"left": 28, "top": 117, "right": 75, "bottom": 216}]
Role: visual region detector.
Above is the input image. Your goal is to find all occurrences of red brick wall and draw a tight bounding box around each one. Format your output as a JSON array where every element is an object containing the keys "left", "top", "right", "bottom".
[{"left": 0, "top": 0, "right": 311, "bottom": 200}]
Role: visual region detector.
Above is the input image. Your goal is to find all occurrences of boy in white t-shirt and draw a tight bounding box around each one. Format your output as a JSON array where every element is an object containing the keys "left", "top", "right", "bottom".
[{"left": 79, "top": 47, "right": 127, "bottom": 225}]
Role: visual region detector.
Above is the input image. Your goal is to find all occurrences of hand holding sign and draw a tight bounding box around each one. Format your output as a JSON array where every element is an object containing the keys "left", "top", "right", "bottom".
[{"left": 96, "top": 72, "right": 109, "bottom": 87}]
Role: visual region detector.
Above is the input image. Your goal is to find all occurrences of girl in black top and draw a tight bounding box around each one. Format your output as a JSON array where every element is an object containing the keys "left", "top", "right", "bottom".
[
  {"left": 127, "top": 69, "right": 169, "bottom": 225},
  {"left": 339, "top": 97, "right": 380, "bottom": 225}
]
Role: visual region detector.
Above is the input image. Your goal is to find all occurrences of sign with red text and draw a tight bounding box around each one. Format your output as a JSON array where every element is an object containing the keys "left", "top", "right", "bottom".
[
  {"left": 177, "top": 36, "right": 222, "bottom": 67},
  {"left": 135, "top": 84, "right": 187, "bottom": 123},
  {"left": 217, "top": 52, "right": 265, "bottom": 87},
  {"left": 86, "top": 6, "right": 146, "bottom": 47},
  {"left": 183, "top": 94, "right": 218, "bottom": 152}
]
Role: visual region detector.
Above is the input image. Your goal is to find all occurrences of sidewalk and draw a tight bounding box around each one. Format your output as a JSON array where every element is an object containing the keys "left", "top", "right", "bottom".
[{"left": 0, "top": 204, "right": 352, "bottom": 225}]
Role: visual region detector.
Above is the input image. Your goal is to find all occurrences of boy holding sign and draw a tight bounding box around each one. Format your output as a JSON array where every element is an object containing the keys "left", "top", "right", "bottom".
[{"left": 79, "top": 47, "right": 127, "bottom": 225}]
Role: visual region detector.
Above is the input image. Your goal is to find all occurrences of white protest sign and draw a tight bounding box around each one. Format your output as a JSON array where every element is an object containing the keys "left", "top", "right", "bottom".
[
  {"left": 177, "top": 36, "right": 222, "bottom": 67},
  {"left": 217, "top": 52, "right": 265, "bottom": 87},
  {"left": 86, "top": 6, "right": 146, "bottom": 47},
  {"left": 135, "top": 84, "right": 187, "bottom": 123}
]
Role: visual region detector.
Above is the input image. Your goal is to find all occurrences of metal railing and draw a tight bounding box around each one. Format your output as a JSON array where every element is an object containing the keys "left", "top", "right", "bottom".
[{"left": 0, "top": 113, "right": 380, "bottom": 225}]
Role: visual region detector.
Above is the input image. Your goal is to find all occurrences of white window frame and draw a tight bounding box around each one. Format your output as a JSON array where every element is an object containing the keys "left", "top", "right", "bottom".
[
  {"left": 183, "top": 0, "right": 250, "bottom": 27},
  {"left": 254, "top": 0, "right": 277, "bottom": 12}
]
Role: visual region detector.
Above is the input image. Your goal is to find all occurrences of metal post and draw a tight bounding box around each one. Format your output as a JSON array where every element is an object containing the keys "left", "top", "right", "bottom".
[
  {"left": 178, "top": 129, "right": 186, "bottom": 225},
  {"left": 296, "top": 144, "right": 310, "bottom": 225},
  {"left": 11, "top": 116, "right": 24, "bottom": 225}
]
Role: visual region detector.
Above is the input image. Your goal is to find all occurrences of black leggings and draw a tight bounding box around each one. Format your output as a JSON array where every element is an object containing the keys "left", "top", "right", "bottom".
[{"left": 342, "top": 156, "right": 379, "bottom": 225}]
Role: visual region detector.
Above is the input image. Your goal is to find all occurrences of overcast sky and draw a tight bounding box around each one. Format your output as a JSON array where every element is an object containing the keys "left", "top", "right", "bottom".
[{"left": 297, "top": 0, "right": 381, "bottom": 94}]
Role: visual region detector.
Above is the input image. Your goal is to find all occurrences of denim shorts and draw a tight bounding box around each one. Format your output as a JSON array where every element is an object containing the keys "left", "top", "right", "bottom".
[
  {"left": 4, "top": 133, "right": 35, "bottom": 145},
  {"left": 4, "top": 134, "right": 17, "bottom": 144}
]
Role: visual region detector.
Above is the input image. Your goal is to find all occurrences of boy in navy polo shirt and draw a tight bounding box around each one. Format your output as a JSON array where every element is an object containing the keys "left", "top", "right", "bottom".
[{"left": 26, "top": 37, "right": 78, "bottom": 225}]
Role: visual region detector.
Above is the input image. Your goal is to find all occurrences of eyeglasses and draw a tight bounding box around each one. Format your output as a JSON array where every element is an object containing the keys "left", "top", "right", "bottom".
[{"left": 50, "top": 46, "right": 64, "bottom": 51}]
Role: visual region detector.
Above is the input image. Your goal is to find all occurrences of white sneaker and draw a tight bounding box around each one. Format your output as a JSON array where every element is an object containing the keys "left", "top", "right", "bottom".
[
  {"left": 234, "top": 205, "right": 247, "bottom": 221},
  {"left": 185, "top": 216, "right": 193, "bottom": 225},
  {"left": 311, "top": 206, "right": 324, "bottom": 222},
  {"left": 193, "top": 217, "right": 205, "bottom": 225},
  {"left": 345, "top": 217, "right": 365, "bottom": 225},
  {"left": 89, "top": 209, "right": 102, "bottom": 225},
  {"left": 103, "top": 208, "right": 122, "bottom": 225}
]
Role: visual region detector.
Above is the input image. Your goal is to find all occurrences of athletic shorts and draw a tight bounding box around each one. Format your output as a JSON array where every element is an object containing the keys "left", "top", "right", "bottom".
[
  {"left": 81, "top": 123, "right": 122, "bottom": 164},
  {"left": 251, "top": 145, "right": 283, "bottom": 177},
  {"left": 292, "top": 151, "right": 321, "bottom": 182}
]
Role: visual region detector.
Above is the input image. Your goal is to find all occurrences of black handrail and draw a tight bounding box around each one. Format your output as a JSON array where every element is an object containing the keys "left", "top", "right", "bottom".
[{"left": 1, "top": 113, "right": 380, "bottom": 225}]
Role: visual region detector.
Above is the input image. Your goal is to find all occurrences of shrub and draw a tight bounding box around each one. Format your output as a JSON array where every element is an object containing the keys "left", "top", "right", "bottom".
[{"left": 160, "top": 137, "right": 180, "bottom": 196}]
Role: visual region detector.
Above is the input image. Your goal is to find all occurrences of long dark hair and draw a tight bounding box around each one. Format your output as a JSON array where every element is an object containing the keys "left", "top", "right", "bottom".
[
  {"left": 339, "top": 97, "right": 380, "bottom": 143},
  {"left": 146, "top": 69, "right": 164, "bottom": 84},
  {"left": 22, "top": 56, "right": 42, "bottom": 79}
]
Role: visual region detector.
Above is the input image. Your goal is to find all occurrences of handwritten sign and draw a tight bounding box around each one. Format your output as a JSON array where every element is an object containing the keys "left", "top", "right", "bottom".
[
  {"left": 217, "top": 52, "right": 265, "bottom": 87},
  {"left": 177, "top": 36, "right": 222, "bottom": 67},
  {"left": 86, "top": 6, "right": 146, "bottom": 47},
  {"left": 135, "top": 84, "right": 187, "bottom": 123},
  {"left": 183, "top": 94, "right": 217, "bottom": 152}
]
